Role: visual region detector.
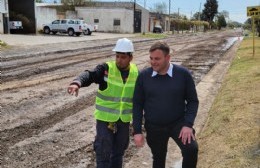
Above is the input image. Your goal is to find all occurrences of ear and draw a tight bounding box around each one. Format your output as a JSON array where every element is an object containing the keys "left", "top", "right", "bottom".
[
  {"left": 165, "top": 54, "right": 170, "bottom": 61},
  {"left": 129, "top": 55, "right": 133, "bottom": 61}
]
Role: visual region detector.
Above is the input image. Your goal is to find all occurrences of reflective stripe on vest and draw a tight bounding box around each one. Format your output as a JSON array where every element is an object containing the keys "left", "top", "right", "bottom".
[
  {"left": 96, "top": 104, "right": 132, "bottom": 114},
  {"left": 94, "top": 61, "right": 138, "bottom": 122},
  {"left": 96, "top": 92, "right": 133, "bottom": 103}
]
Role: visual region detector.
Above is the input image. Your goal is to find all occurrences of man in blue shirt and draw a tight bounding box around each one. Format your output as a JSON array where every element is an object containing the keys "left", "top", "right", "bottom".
[{"left": 132, "top": 41, "right": 199, "bottom": 168}]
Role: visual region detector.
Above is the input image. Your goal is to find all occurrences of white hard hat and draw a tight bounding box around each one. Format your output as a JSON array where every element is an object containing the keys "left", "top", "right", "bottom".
[{"left": 112, "top": 38, "right": 134, "bottom": 53}]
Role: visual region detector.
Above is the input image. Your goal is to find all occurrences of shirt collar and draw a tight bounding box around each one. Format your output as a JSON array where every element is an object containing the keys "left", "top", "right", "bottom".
[{"left": 152, "top": 63, "right": 173, "bottom": 77}]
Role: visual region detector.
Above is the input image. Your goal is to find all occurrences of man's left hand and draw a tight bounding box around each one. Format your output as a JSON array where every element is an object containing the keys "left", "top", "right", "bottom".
[{"left": 178, "top": 126, "right": 195, "bottom": 145}]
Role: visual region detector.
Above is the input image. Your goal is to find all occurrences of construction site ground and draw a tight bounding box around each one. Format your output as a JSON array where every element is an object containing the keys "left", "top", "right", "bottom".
[{"left": 0, "top": 30, "right": 242, "bottom": 168}]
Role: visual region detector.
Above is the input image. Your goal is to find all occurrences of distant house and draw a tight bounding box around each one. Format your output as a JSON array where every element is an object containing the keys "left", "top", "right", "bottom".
[
  {"left": 35, "top": 3, "right": 62, "bottom": 31},
  {"left": 75, "top": 2, "right": 149, "bottom": 33},
  {"left": 0, "top": 0, "right": 62, "bottom": 34},
  {"left": 149, "top": 12, "right": 170, "bottom": 32},
  {"left": 1, "top": 1, "right": 151, "bottom": 34}
]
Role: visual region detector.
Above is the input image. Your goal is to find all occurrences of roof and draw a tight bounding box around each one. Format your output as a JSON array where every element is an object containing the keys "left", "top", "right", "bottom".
[{"left": 35, "top": 3, "right": 63, "bottom": 7}]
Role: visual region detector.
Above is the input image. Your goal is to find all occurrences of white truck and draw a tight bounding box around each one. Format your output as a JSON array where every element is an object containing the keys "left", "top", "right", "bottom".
[
  {"left": 80, "top": 20, "right": 95, "bottom": 35},
  {"left": 43, "top": 19, "right": 94, "bottom": 36},
  {"left": 9, "top": 21, "right": 23, "bottom": 29}
]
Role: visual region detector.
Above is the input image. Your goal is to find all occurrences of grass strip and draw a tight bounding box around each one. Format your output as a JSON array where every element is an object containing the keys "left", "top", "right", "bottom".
[{"left": 197, "top": 36, "right": 260, "bottom": 168}]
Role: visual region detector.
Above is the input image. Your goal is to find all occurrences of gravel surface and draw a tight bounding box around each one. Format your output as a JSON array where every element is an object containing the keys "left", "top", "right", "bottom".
[{"left": 0, "top": 30, "right": 242, "bottom": 168}]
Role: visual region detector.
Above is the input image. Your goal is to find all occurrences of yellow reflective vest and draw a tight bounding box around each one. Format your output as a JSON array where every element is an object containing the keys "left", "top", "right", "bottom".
[{"left": 94, "top": 61, "right": 138, "bottom": 122}]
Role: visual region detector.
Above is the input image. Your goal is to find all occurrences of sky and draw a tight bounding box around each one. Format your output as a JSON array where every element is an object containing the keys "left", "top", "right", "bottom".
[
  {"left": 98, "top": 0, "right": 259, "bottom": 23},
  {"left": 46, "top": 0, "right": 260, "bottom": 23}
]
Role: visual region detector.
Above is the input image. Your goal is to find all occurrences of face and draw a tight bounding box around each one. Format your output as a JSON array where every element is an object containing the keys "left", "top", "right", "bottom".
[
  {"left": 150, "top": 49, "right": 170, "bottom": 75},
  {"left": 115, "top": 53, "right": 133, "bottom": 70}
]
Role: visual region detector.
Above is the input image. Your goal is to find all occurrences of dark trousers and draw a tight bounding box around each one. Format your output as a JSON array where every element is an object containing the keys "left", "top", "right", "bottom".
[
  {"left": 145, "top": 121, "right": 198, "bottom": 168},
  {"left": 94, "top": 120, "right": 129, "bottom": 168}
]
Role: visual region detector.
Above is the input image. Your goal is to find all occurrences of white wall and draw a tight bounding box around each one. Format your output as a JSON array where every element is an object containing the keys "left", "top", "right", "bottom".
[
  {"left": 0, "top": 13, "right": 3, "bottom": 33},
  {"left": 141, "top": 9, "right": 149, "bottom": 33},
  {"left": 66, "top": 10, "right": 77, "bottom": 19},
  {"left": 0, "top": 0, "right": 7, "bottom": 13},
  {"left": 134, "top": 5, "right": 149, "bottom": 33},
  {"left": 76, "top": 7, "right": 134, "bottom": 33},
  {"left": 35, "top": 6, "right": 57, "bottom": 31},
  {"left": 0, "top": 0, "right": 8, "bottom": 34}
]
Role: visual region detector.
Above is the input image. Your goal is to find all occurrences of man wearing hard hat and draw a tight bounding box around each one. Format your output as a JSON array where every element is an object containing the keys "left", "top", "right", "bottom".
[{"left": 68, "top": 38, "right": 138, "bottom": 168}]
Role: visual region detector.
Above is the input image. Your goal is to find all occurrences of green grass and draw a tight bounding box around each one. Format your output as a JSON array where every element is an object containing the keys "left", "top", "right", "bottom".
[
  {"left": 197, "top": 37, "right": 260, "bottom": 168},
  {"left": 0, "top": 40, "right": 7, "bottom": 47},
  {"left": 137, "top": 32, "right": 168, "bottom": 39}
]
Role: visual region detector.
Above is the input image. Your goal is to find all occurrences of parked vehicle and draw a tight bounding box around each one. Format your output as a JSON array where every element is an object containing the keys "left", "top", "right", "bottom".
[
  {"left": 93, "top": 24, "right": 98, "bottom": 32},
  {"left": 43, "top": 19, "right": 93, "bottom": 36},
  {"left": 153, "top": 25, "right": 163, "bottom": 33},
  {"left": 76, "top": 20, "right": 94, "bottom": 35},
  {"left": 9, "top": 21, "right": 23, "bottom": 29}
]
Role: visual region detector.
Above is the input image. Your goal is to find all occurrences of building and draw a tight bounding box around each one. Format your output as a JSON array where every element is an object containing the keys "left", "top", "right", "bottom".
[
  {"left": 1, "top": 1, "right": 151, "bottom": 34},
  {"left": 75, "top": 2, "right": 149, "bottom": 33},
  {"left": 0, "top": 0, "right": 8, "bottom": 33},
  {"left": 35, "top": 3, "right": 61, "bottom": 31},
  {"left": 0, "top": 0, "right": 36, "bottom": 34},
  {"left": 149, "top": 12, "right": 170, "bottom": 32}
]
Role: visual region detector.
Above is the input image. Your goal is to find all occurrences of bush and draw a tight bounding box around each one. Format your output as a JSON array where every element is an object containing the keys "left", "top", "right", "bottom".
[{"left": 0, "top": 40, "right": 7, "bottom": 47}]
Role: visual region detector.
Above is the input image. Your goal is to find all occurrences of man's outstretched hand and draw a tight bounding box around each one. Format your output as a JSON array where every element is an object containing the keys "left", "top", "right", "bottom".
[{"left": 67, "top": 84, "right": 79, "bottom": 97}]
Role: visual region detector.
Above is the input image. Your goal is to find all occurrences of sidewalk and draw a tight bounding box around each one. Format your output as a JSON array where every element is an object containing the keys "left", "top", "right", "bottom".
[
  {"left": 0, "top": 33, "right": 136, "bottom": 59},
  {"left": 0, "top": 32, "right": 136, "bottom": 46}
]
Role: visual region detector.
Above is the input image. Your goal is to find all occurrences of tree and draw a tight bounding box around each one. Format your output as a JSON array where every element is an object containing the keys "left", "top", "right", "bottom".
[
  {"left": 244, "top": 18, "right": 260, "bottom": 37},
  {"left": 192, "top": 12, "right": 201, "bottom": 20},
  {"left": 170, "top": 12, "right": 188, "bottom": 20},
  {"left": 202, "top": 0, "right": 218, "bottom": 22},
  {"left": 219, "top": 10, "right": 229, "bottom": 23},
  {"left": 227, "top": 21, "right": 242, "bottom": 29},
  {"left": 36, "top": 0, "right": 44, "bottom": 2},
  {"left": 256, "top": 19, "right": 260, "bottom": 37},
  {"left": 245, "top": 18, "right": 252, "bottom": 25},
  {"left": 216, "top": 14, "right": 227, "bottom": 30},
  {"left": 220, "top": 10, "right": 229, "bottom": 19},
  {"left": 150, "top": 2, "right": 167, "bottom": 14},
  {"left": 61, "top": 0, "right": 90, "bottom": 6},
  {"left": 243, "top": 18, "right": 252, "bottom": 30}
]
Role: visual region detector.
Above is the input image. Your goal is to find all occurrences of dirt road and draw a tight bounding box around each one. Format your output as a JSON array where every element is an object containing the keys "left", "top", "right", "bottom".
[{"left": 1, "top": 30, "right": 241, "bottom": 168}]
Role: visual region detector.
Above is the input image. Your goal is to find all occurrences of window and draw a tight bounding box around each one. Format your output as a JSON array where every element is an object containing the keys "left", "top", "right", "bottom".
[
  {"left": 68, "top": 20, "right": 75, "bottom": 24},
  {"left": 94, "top": 19, "right": 99, "bottom": 23},
  {"left": 52, "top": 20, "right": 60, "bottom": 24},
  {"left": 61, "top": 20, "right": 67, "bottom": 24},
  {"left": 113, "top": 19, "right": 120, "bottom": 26}
]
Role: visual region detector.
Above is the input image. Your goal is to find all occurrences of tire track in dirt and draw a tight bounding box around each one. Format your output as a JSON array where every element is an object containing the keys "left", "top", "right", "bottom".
[{"left": 2, "top": 35, "right": 214, "bottom": 83}]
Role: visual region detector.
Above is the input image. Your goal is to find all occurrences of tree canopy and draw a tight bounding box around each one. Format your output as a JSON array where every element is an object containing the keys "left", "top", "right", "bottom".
[
  {"left": 202, "top": 0, "right": 218, "bottom": 22},
  {"left": 61, "top": 0, "right": 91, "bottom": 6},
  {"left": 149, "top": 2, "right": 167, "bottom": 14},
  {"left": 216, "top": 14, "right": 227, "bottom": 30}
]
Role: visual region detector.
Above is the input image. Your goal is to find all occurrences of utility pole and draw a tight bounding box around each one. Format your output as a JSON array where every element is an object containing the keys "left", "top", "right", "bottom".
[
  {"left": 133, "top": 0, "right": 136, "bottom": 33},
  {"left": 177, "top": 8, "right": 179, "bottom": 34},
  {"left": 198, "top": 2, "right": 201, "bottom": 21},
  {"left": 198, "top": 2, "right": 201, "bottom": 32},
  {"left": 169, "top": 0, "right": 171, "bottom": 32},
  {"left": 143, "top": 0, "right": 146, "bottom": 35}
]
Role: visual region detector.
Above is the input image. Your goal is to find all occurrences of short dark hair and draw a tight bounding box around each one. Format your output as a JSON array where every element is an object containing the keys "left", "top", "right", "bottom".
[
  {"left": 116, "top": 52, "right": 133, "bottom": 56},
  {"left": 149, "top": 41, "right": 170, "bottom": 56}
]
